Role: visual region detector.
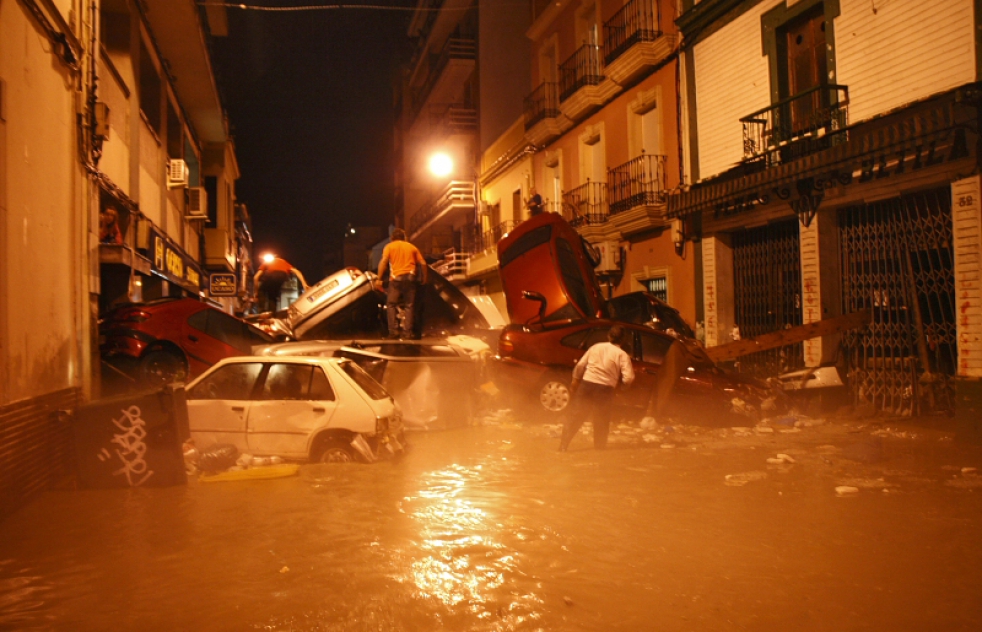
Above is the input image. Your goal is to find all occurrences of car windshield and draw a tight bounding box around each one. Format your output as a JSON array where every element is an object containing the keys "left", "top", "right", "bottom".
[{"left": 338, "top": 359, "right": 390, "bottom": 400}]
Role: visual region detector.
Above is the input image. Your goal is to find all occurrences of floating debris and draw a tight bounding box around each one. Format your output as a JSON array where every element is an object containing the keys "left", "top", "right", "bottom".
[{"left": 724, "top": 471, "right": 768, "bottom": 486}]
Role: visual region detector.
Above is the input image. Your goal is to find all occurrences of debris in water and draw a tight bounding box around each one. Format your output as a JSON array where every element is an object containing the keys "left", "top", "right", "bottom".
[
  {"left": 660, "top": 443, "right": 676, "bottom": 449},
  {"left": 280, "top": 566, "right": 290, "bottom": 573},
  {"left": 724, "top": 471, "right": 767, "bottom": 486},
  {"left": 563, "top": 596, "right": 574, "bottom": 606},
  {"left": 755, "top": 425, "right": 774, "bottom": 434},
  {"left": 962, "top": 467, "right": 978, "bottom": 475},
  {"left": 835, "top": 486, "right": 860, "bottom": 496}
]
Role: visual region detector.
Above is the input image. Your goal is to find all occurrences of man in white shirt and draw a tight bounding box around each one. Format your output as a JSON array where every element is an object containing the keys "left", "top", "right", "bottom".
[{"left": 559, "top": 325, "right": 635, "bottom": 451}]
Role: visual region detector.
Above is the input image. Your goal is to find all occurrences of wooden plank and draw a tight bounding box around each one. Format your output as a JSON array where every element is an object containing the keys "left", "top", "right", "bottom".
[{"left": 704, "top": 309, "right": 872, "bottom": 362}]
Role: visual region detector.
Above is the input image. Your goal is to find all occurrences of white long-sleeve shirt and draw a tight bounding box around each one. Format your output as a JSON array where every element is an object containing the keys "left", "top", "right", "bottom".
[{"left": 573, "top": 342, "right": 635, "bottom": 388}]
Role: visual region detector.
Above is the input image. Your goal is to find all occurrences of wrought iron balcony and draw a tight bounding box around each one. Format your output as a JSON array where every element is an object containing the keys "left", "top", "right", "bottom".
[
  {"left": 609, "top": 153, "right": 667, "bottom": 214},
  {"left": 562, "top": 182, "right": 609, "bottom": 227},
  {"left": 559, "top": 44, "right": 603, "bottom": 102},
  {"left": 741, "top": 84, "right": 849, "bottom": 162},
  {"left": 523, "top": 82, "right": 561, "bottom": 130},
  {"left": 603, "top": 0, "right": 662, "bottom": 65},
  {"left": 472, "top": 219, "right": 518, "bottom": 253},
  {"left": 407, "top": 180, "right": 477, "bottom": 238},
  {"left": 411, "top": 34, "right": 477, "bottom": 119}
]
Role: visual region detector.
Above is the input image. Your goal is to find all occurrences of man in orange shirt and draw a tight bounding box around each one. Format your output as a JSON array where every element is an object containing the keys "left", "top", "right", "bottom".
[{"left": 376, "top": 228, "right": 428, "bottom": 339}]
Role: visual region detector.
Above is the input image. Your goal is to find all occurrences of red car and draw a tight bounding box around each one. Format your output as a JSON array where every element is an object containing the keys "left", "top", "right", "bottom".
[
  {"left": 497, "top": 212, "right": 606, "bottom": 326},
  {"left": 494, "top": 318, "right": 774, "bottom": 423},
  {"left": 100, "top": 298, "right": 274, "bottom": 387}
]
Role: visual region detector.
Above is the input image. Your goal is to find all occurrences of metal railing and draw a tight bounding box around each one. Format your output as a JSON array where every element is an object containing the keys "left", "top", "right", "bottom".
[
  {"left": 559, "top": 44, "right": 603, "bottom": 102},
  {"left": 407, "top": 180, "right": 477, "bottom": 236},
  {"left": 562, "top": 182, "right": 609, "bottom": 227},
  {"left": 741, "top": 84, "right": 849, "bottom": 161},
  {"left": 608, "top": 153, "right": 667, "bottom": 215},
  {"left": 603, "top": 0, "right": 661, "bottom": 65},
  {"left": 523, "top": 82, "right": 561, "bottom": 130},
  {"left": 473, "top": 219, "right": 518, "bottom": 252},
  {"left": 434, "top": 248, "right": 469, "bottom": 279}
]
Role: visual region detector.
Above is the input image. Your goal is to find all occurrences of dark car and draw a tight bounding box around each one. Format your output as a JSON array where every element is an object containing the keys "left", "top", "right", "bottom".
[
  {"left": 100, "top": 298, "right": 275, "bottom": 387},
  {"left": 497, "top": 212, "right": 606, "bottom": 326},
  {"left": 607, "top": 292, "right": 696, "bottom": 339},
  {"left": 493, "top": 318, "right": 776, "bottom": 423}
]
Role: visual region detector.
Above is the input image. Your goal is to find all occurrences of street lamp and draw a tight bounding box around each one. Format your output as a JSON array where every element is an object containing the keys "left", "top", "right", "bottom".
[
  {"left": 428, "top": 152, "right": 453, "bottom": 178},
  {"left": 261, "top": 252, "right": 276, "bottom": 264}
]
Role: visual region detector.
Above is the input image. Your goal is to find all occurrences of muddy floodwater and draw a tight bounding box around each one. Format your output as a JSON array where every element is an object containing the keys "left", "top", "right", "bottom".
[{"left": 2, "top": 416, "right": 982, "bottom": 631}]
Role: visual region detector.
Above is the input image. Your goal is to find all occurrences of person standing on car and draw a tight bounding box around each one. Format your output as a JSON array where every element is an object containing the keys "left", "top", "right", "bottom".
[
  {"left": 376, "top": 228, "right": 428, "bottom": 339},
  {"left": 559, "top": 325, "right": 635, "bottom": 451},
  {"left": 253, "top": 255, "right": 309, "bottom": 313}
]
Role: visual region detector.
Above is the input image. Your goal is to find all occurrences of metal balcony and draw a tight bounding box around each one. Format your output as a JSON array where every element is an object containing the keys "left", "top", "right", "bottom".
[
  {"left": 559, "top": 44, "right": 603, "bottom": 102},
  {"left": 603, "top": 0, "right": 662, "bottom": 65},
  {"left": 473, "top": 219, "right": 518, "bottom": 252},
  {"left": 410, "top": 35, "right": 477, "bottom": 119},
  {"left": 741, "top": 84, "right": 849, "bottom": 163},
  {"left": 562, "top": 182, "right": 609, "bottom": 227},
  {"left": 432, "top": 103, "right": 477, "bottom": 137},
  {"left": 609, "top": 154, "right": 667, "bottom": 214},
  {"left": 523, "top": 82, "right": 561, "bottom": 130}
]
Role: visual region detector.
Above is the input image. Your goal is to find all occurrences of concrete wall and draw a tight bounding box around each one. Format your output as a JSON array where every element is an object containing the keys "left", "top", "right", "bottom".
[{"left": 0, "top": 1, "right": 86, "bottom": 405}]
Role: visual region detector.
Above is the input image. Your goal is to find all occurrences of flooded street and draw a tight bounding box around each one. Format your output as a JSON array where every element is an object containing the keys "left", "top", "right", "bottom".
[{"left": 2, "top": 415, "right": 982, "bottom": 631}]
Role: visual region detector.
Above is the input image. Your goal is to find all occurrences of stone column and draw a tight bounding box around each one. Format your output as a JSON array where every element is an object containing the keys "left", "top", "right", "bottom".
[
  {"left": 799, "top": 207, "right": 842, "bottom": 367},
  {"left": 701, "top": 234, "right": 734, "bottom": 348}
]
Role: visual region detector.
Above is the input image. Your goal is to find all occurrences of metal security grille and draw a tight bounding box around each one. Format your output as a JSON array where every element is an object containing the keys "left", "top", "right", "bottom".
[
  {"left": 645, "top": 277, "right": 667, "bottom": 302},
  {"left": 732, "top": 221, "right": 804, "bottom": 377},
  {"left": 839, "top": 189, "right": 956, "bottom": 415}
]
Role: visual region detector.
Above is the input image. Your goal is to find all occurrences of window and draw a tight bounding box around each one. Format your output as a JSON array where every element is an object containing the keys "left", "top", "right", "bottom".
[
  {"left": 582, "top": 327, "right": 611, "bottom": 349},
  {"left": 557, "top": 237, "right": 592, "bottom": 318},
  {"left": 189, "top": 363, "right": 262, "bottom": 400},
  {"left": 261, "top": 363, "right": 335, "bottom": 401},
  {"left": 645, "top": 276, "right": 667, "bottom": 302},
  {"left": 639, "top": 333, "right": 673, "bottom": 365},
  {"left": 187, "top": 308, "right": 272, "bottom": 351},
  {"left": 499, "top": 225, "right": 551, "bottom": 268},
  {"left": 138, "top": 40, "right": 161, "bottom": 134},
  {"left": 339, "top": 360, "right": 390, "bottom": 400}
]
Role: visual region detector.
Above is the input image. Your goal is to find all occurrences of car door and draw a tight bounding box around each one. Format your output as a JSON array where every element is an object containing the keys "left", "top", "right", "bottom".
[
  {"left": 186, "top": 362, "right": 263, "bottom": 452},
  {"left": 246, "top": 362, "right": 338, "bottom": 458}
]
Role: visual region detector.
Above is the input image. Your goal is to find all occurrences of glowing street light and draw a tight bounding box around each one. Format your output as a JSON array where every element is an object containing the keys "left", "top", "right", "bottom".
[
  {"left": 261, "top": 252, "right": 276, "bottom": 264},
  {"left": 428, "top": 152, "right": 453, "bottom": 178}
]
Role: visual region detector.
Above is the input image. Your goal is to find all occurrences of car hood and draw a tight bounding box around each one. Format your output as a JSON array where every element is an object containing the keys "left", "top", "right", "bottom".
[{"left": 496, "top": 213, "right": 606, "bottom": 326}]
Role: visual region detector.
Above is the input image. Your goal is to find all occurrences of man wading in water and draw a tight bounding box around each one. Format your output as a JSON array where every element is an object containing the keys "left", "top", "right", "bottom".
[{"left": 559, "top": 325, "right": 635, "bottom": 451}]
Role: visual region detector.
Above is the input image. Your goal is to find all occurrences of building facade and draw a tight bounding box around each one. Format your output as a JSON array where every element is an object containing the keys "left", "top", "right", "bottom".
[
  {"left": 0, "top": 0, "right": 246, "bottom": 515},
  {"left": 669, "top": 0, "right": 982, "bottom": 414}
]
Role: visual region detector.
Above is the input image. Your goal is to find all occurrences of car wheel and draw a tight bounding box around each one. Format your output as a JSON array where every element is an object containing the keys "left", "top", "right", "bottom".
[
  {"left": 318, "top": 443, "right": 356, "bottom": 464},
  {"left": 536, "top": 374, "right": 572, "bottom": 416},
  {"left": 139, "top": 350, "right": 188, "bottom": 387}
]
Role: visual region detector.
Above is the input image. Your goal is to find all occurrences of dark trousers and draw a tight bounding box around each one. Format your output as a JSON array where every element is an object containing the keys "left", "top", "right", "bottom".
[
  {"left": 386, "top": 276, "right": 417, "bottom": 338},
  {"left": 560, "top": 380, "right": 615, "bottom": 450}
]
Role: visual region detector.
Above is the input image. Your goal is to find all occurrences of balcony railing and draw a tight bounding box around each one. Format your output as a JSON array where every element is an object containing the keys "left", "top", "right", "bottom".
[
  {"left": 432, "top": 103, "right": 477, "bottom": 136},
  {"left": 407, "top": 180, "right": 477, "bottom": 237},
  {"left": 411, "top": 34, "right": 477, "bottom": 118},
  {"left": 603, "top": 0, "right": 662, "bottom": 65},
  {"left": 559, "top": 44, "right": 603, "bottom": 102},
  {"left": 562, "top": 182, "right": 609, "bottom": 227},
  {"left": 523, "top": 82, "right": 561, "bottom": 130},
  {"left": 609, "top": 153, "right": 667, "bottom": 214},
  {"left": 472, "top": 219, "right": 518, "bottom": 253},
  {"left": 741, "top": 84, "right": 849, "bottom": 162}
]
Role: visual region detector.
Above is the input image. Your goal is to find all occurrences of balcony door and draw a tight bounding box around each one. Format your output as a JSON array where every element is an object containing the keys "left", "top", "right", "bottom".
[{"left": 784, "top": 7, "right": 828, "bottom": 134}]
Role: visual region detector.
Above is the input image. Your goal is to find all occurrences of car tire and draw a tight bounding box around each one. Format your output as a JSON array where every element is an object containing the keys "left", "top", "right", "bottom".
[
  {"left": 317, "top": 442, "right": 357, "bottom": 464},
  {"left": 138, "top": 349, "right": 188, "bottom": 388},
  {"left": 534, "top": 373, "right": 573, "bottom": 418}
]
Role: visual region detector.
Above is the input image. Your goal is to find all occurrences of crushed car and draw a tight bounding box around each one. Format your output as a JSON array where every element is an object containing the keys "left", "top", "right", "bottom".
[{"left": 185, "top": 355, "right": 405, "bottom": 463}]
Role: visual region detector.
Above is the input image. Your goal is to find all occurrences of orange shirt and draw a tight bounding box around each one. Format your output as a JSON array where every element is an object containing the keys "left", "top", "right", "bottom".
[{"left": 380, "top": 240, "right": 425, "bottom": 278}]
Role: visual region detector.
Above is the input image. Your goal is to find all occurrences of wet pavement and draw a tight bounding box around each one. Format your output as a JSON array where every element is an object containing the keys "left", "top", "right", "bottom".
[{"left": 2, "top": 410, "right": 982, "bottom": 631}]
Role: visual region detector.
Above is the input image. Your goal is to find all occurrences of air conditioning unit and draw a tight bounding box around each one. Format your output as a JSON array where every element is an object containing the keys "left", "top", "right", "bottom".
[
  {"left": 167, "top": 159, "right": 189, "bottom": 188},
  {"left": 186, "top": 186, "right": 208, "bottom": 219},
  {"left": 595, "top": 241, "right": 620, "bottom": 273}
]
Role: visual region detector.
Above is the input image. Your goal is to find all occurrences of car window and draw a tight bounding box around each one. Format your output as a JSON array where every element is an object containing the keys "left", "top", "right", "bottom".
[
  {"left": 338, "top": 359, "right": 390, "bottom": 400},
  {"left": 560, "top": 330, "right": 590, "bottom": 349},
  {"left": 335, "top": 351, "right": 388, "bottom": 383},
  {"left": 260, "top": 363, "right": 336, "bottom": 401},
  {"left": 499, "top": 225, "right": 551, "bottom": 268},
  {"left": 653, "top": 305, "right": 695, "bottom": 338},
  {"left": 188, "top": 363, "right": 263, "bottom": 400},
  {"left": 639, "top": 333, "right": 673, "bottom": 365},
  {"left": 583, "top": 327, "right": 611, "bottom": 349},
  {"left": 188, "top": 308, "right": 272, "bottom": 352},
  {"left": 608, "top": 296, "right": 645, "bottom": 324},
  {"left": 300, "top": 291, "right": 384, "bottom": 340},
  {"left": 556, "top": 237, "right": 593, "bottom": 320}
]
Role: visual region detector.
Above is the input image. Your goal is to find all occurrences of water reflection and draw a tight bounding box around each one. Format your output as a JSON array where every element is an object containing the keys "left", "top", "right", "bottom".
[{"left": 406, "top": 465, "right": 511, "bottom": 611}]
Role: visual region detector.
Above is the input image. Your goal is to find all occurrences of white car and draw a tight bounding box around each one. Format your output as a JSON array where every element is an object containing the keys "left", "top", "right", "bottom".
[{"left": 185, "top": 356, "right": 404, "bottom": 463}]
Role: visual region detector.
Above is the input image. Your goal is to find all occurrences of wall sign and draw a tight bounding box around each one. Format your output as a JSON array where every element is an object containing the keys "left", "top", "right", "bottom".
[
  {"left": 150, "top": 227, "right": 202, "bottom": 292},
  {"left": 208, "top": 272, "right": 237, "bottom": 297}
]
